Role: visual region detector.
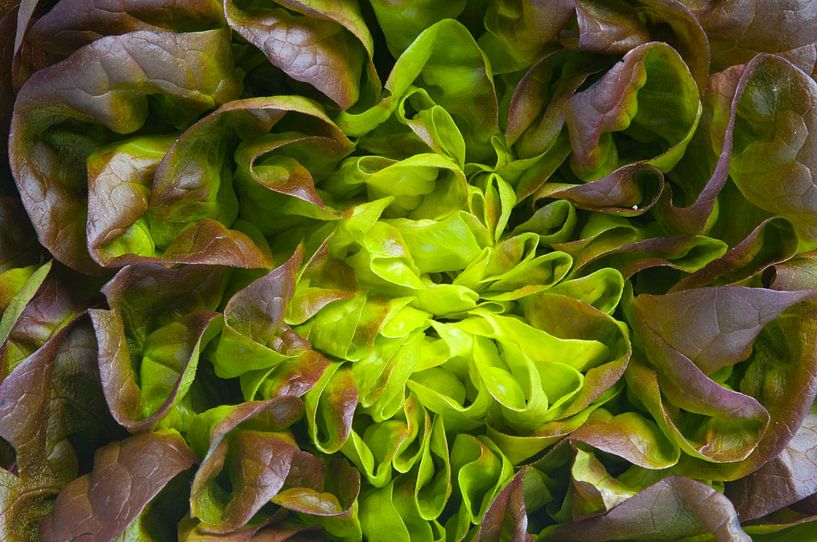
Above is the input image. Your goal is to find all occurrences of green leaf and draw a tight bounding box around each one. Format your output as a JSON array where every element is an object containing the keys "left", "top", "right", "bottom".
[
  {"left": 479, "top": 0, "right": 574, "bottom": 74},
  {"left": 92, "top": 265, "right": 226, "bottom": 431},
  {"left": 339, "top": 19, "right": 499, "bottom": 162}
]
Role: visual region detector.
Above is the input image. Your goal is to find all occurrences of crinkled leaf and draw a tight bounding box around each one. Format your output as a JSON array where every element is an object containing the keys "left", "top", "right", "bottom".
[
  {"left": 681, "top": 281, "right": 817, "bottom": 480},
  {"left": 535, "top": 162, "right": 665, "bottom": 217},
  {"left": 0, "top": 319, "right": 117, "bottom": 541},
  {"left": 1, "top": 263, "right": 99, "bottom": 378},
  {"left": 671, "top": 217, "right": 798, "bottom": 291},
  {"left": 575, "top": 0, "right": 710, "bottom": 89},
  {"left": 543, "top": 475, "right": 750, "bottom": 541},
  {"left": 92, "top": 264, "right": 226, "bottom": 431},
  {"left": 688, "top": 0, "right": 817, "bottom": 70},
  {"left": 479, "top": 0, "right": 574, "bottom": 74},
  {"left": 85, "top": 134, "right": 273, "bottom": 269},
  {"left": 39, "top": 431, "right": 196, "bottom": 542},
  {"left": 565, "top": 42, "right": 701, "bottom": 180},
  {"left": 727, "top": 407, "right": 817, "bottom": 521},
  {"left": 507, "top": 50, "right": 608, "bottom": 160},
  {"left": 632, "top": 286, "right": 814, "bottom": 375},
  {"left": 211, "top": 246, "right": 309, "bottom": 379},
  {"left": 555, "top": 215, "right": 727, "bottom": 279},
  {"left": 9, "top": 29, "right": 241, "bottom": 273},
  {"left": 628, "top": 287, "right": 816, "bottom": 466},
  {"left": 339, "top": 19, "right": 499, "bottom": 162},
  {"left": 727, "top": 54, "right": 817, "bottom": 246},
  {"left": 224, "top": 0, "right": 379, "bottom": 110},
  {"left": 26, "top": 0, "right": 224, "bottom": 68},
  {"left": 192, "top": 429, "right": 299, "bottom": 532},
  {"left": 569, "top": 410, "right": 680, "bottom": 470},
  {"left": 190, "top": 398, "right": 304, "bottom": 531}
]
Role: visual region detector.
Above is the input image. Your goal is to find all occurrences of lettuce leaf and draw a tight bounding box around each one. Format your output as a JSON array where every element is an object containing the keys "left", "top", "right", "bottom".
[{"left": 3, "top": 3, "right": 817, "bottom": 541}]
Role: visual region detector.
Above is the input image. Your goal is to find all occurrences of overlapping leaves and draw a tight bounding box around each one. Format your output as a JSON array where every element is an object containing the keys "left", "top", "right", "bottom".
[{"left": 2, "top": 1, "right": 817, "bottom": 541}]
